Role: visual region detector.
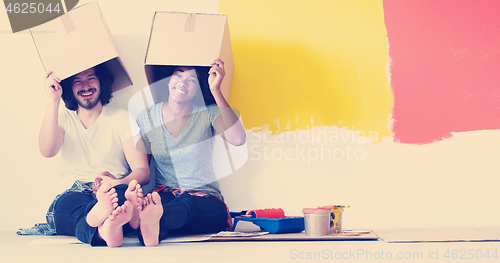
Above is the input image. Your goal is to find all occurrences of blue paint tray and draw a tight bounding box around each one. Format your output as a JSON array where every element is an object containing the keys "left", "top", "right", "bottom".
[{"left": 232, "top": 216, "right": 305, "bottom": 234}]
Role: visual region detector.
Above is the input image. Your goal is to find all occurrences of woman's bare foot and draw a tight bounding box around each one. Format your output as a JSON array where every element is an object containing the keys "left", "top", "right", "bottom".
[
  {"left": 125, "top": 180, "right": 143, "bottom": 229},
  {"left": 98, "top": 201, "right": 133, "bottom": 247},
  {"left": 87, "top": 183, "right": 118, "bottom": 227},
  {"left": 139, "top": 192, "right": 163, "bottom": 247}
]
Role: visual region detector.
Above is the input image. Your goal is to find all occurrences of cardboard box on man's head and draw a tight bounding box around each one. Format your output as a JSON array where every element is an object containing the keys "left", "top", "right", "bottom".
[
  {"left": 30, "top": 1, "right": 132, "bottom": 93},
  {"left": 145, "top": 12, "right": 234, "bottom": 104}
]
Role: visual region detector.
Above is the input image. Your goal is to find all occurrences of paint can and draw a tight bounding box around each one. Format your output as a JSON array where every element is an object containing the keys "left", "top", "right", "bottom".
[
  {"left": 302, "top": 208, "right": 331, "bottom": 236},
  {"left": 318, "top": 205, "right": 348, "bottom": 234},
  {"left": 330, "top": 206, "right": 344, "bottom": 233}
]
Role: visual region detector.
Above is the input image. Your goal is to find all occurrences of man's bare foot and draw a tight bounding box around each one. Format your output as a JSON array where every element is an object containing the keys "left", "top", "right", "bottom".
[
  {"left": 98, "top": 201, "right": 133, "bottom": 247},
  {"left": 87, "top": 183, "right": 118, "bottom": 227},
  {"left": 125, "top": 180, "right": 143, "bottom": 229},
  {"left": 139, "top": 192, "right": 163, "bottom": 247}
]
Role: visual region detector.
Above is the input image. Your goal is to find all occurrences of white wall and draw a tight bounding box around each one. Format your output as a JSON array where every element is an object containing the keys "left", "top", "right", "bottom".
[
  {"left": 221, "top": 128, "right": 500, "bottom": 229},
  {"left": 1, "top": 0, "right": 499, "bottom": 231}
]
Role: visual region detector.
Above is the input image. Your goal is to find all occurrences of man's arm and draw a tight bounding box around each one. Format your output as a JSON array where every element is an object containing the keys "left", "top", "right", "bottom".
[
  {"left": 96, "top": 134, "right": 150, "bottom": 187},
  {"left": 39, "top": 71, "right": 64, "bottom": 157},
  {"left": 120, "top": 134, "right": 150, "bottom": 185}
]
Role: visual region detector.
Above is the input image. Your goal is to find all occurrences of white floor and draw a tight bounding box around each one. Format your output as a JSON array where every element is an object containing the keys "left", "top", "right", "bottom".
[{"left": 3, "top": 230, "right": 500, "bottom": 263}]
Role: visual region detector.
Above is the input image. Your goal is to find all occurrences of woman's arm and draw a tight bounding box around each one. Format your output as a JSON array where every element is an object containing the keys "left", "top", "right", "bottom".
[{"left": 209, "top": 59, "right": 246, "bottom": 146}]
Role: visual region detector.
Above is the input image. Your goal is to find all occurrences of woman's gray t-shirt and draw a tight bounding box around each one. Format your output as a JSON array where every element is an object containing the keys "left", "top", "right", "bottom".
[{"left": 136, "top": 102, "right": 223, "bottom": 199}]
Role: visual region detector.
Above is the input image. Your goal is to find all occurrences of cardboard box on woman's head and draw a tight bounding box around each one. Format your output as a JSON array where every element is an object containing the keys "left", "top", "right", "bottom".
[
  {"left": 144, "top": 12, "right": 234, "bottom": 104},
  {"left": 30, "top": 1, "right": 132, "bottom": 93}
]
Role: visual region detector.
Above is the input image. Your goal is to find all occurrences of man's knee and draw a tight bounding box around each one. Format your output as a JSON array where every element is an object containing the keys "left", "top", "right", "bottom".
[{"left": 55, "top": 192, "right": 93, "bottom": 209}]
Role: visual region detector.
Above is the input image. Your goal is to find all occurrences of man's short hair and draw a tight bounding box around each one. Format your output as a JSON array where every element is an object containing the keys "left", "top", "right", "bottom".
[{"left": 60, "top": 63, "right": 115, "bottom": 111}]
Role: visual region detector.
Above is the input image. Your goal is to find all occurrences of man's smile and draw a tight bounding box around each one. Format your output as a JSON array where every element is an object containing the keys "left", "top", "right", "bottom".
[{"left": 78, "top": 88, "right": 97, "bottom": 98}]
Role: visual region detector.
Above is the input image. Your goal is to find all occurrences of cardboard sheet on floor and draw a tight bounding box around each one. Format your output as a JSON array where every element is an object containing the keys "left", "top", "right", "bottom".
[
  {"left": 373, "top": 227, "right": 500, "bottom": 243},
  {"left": 28, "top": 230, "right": 377, "bottom": 245},
  {"left": 28, "top": 235, "right": 210, "bottom": 245},
  {"left": 206, "top": 230, "right": 378, "bottom": 242}
]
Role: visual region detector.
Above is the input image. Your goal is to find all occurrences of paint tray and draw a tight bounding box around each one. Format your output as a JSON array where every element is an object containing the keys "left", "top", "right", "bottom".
[{"left": 232, "top": 216, "right": 305, "bottom": 234}]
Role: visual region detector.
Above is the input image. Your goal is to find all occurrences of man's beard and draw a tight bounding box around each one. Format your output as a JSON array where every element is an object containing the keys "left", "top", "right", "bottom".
[
  {"left": 76, "top": 89, "right": 100, "bottom": 110},
  {"left": 78, "top": 98, "right": 99, "bottom": 110}
]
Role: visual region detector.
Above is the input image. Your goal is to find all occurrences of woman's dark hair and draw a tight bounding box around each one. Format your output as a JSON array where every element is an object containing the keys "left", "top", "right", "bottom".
[
  {"left": 192, "top": 66, "right": 216, "bottom": 106},
  {"left": 150, "top": 65, "right": 216, "bottom": 106},
  {"left": 60, "top": 63, "right": 115, "bottom": 111}
]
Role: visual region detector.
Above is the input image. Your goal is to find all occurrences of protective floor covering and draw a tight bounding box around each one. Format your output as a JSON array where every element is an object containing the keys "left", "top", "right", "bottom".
[{"left": 373, "top": 227, "right": 500, "bottom": 243}]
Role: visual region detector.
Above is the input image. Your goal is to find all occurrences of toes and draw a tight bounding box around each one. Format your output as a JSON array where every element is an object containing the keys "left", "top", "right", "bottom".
[
  {"left": 127, "top": 180, "right": 138, "bottom": 191},
  {"left": 123, "top": 201, "right": 132, "bottom": 211},
  {"left": 109, "top": 208, "right": 119, "bottom": 221},
  {"left": 113, "top": 206, "right": 122, "bottom": 214},
  {"left": 151, "top": 192, "right": 161, "bottom": 205},
  {"left": 136, "top": 196, "right": 143, "bottom": 206},
  {"left": 146, "top": 193, "right": 153, "bottom": 204},
  {"left": 143, "top": 196, "right": 149, "bottom": 206}
]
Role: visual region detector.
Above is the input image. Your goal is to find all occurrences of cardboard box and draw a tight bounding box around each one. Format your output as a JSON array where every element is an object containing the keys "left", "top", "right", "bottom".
[
  {"left": 30, "top": 1, "right": 132, "bottom": 92},
  {"left": 144, "top": 12, "right": 234, "bottom": 103}
]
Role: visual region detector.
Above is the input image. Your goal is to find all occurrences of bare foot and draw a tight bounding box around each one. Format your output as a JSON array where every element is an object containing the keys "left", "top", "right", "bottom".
[
  {"left": 87, "top": 183, "right": 118, "bottom": 227},
  {"left": 139, "top": 192, "right": 163, "bottom": 247},
  {"left": 98, "top": 201, "right": 133, "bottom": 247},
  {"left": 125, "top": 180, "right": 143, "bottom": 229}
]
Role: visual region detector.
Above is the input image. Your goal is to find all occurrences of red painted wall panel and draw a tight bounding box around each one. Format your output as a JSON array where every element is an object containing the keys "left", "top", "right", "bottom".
[{"left": 385, "top": 0, "right": 500, "bottom": 144}]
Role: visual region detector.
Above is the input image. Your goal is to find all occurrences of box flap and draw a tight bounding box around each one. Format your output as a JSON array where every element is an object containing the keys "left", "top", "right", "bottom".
[
  {"left": 30, "top": 1, "right": 132, "bottom": 92},
  {"left": 145, "top": 12, "right": 227, "bottom": 66},
  {"left": 144, "top": 12, "right": 233, "bottom": 100}
]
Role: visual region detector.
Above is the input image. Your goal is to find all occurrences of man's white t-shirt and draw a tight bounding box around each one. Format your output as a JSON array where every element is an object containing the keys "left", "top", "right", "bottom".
[{"left": 58, "top": 106, "right": 139, "bottom": 188}]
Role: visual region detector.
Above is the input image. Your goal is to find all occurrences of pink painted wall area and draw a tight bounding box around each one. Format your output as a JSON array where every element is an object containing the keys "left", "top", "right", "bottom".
[{"left": 385, "top": 0, "right": 500, "bottom": 144}]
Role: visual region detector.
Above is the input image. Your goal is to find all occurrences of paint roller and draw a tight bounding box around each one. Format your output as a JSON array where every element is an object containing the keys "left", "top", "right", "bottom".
[{"left": 247, "top": 208, "right": 285, "bottom": 218}]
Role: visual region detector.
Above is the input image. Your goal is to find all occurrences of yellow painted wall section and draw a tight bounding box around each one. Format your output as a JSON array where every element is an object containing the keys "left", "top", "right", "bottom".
[{"left": 220, "top": 0, "right": 393, "bottom": 139}]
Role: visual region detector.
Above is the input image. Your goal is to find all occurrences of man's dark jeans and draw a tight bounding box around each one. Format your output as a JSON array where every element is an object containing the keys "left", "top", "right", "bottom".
[{"left": 53, "top": 184, "right": 133, "bottom": 246}]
